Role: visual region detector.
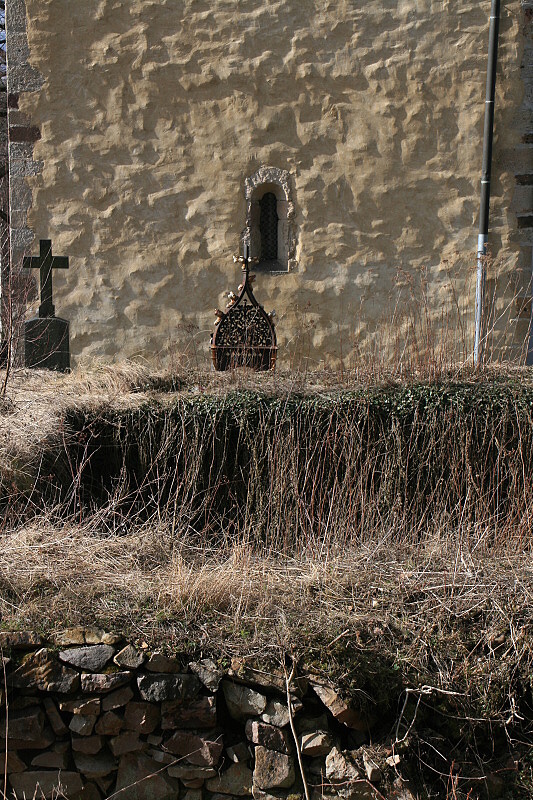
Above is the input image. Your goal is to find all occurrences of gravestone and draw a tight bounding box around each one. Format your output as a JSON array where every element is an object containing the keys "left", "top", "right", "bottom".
[{"left": 23, "top": 239, "right": 70, "bottom": 371}]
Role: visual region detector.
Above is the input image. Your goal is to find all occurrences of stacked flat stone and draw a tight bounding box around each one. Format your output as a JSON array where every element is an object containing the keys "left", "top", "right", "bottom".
[{"left": 0, "top": 630, "right": 410, "bottom": 800}]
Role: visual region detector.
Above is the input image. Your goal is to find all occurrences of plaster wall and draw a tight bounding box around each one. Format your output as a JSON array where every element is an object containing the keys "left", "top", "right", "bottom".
[{"left": 6, "top": 0, "right": 531, "bottom": 366}]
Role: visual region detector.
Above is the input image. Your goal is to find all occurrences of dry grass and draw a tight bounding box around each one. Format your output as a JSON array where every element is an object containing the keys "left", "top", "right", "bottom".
[
  {"left": 1, "top": 513, "right": 533, "bottom": 797},
  {"left": 1, "top": 515, "right": 532, "bottom": 682},
  {"left": 1, "top": 365, "right": 533, "bottom": 797}
]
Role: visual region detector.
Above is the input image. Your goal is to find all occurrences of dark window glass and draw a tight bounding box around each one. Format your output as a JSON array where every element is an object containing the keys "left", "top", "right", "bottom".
[{"left": 259, "top": 193, "right": 278, "bottom": 262}]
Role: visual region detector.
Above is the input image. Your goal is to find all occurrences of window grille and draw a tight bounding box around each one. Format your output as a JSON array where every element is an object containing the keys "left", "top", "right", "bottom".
[{"left": 259, "top": 192, "right": 278, "bottom": 262}]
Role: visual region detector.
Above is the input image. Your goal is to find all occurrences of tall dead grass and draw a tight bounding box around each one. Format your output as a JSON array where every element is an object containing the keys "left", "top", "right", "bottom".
[
  {"left": 0, "top": 266, "right": 531, "bottom": 796},
  {"left": 35, "top": 381, "right": 533, "bottom": 555},
  {"left": 0, "top": 371, "right": 532, "bottom": 652},
  {"left": 0, "top": 250, "right": 530, "bottom": 672}
]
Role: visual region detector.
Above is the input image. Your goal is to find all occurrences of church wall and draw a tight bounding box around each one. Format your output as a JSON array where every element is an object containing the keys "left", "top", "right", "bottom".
[{"left": 6, "top": 0, "right": 529, "bottom": 367}]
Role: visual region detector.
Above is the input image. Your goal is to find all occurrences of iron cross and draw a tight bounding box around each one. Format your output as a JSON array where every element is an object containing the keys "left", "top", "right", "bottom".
[{"left": 23, "top": 239, "right": 69, "bottom": 318}]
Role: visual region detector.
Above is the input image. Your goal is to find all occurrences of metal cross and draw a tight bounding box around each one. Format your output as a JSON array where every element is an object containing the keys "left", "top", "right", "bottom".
[{"left": 23, "top": 239, "right": 69, "bottom": 318}]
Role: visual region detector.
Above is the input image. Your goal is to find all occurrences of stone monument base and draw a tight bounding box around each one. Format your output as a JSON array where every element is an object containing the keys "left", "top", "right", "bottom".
[{"left": 24, "top": 317, "right": 70, "bottom": 372}]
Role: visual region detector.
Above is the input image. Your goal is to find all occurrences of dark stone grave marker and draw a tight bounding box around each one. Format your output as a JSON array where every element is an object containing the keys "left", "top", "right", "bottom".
[{"left": 23, "top": 239, "right": 70, "bottom": 371}]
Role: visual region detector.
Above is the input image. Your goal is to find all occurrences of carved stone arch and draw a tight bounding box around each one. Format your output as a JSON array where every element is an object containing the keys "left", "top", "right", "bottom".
[{"left": 242, "top": 166, "right": 297, "bottom": 272}]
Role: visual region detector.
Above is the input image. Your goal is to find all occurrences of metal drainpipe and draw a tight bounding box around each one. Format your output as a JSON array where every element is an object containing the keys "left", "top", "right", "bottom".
[{"left": 474, "top": 0, "right": 501, "bottom": 366}]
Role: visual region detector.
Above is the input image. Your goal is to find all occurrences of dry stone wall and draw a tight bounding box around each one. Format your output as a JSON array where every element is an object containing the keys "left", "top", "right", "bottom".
[
  {"left": 5, "top": 0, "right": 531, "bottom": 364},
  {"left": 0, "top": 629, "right": 412, "bottom": 800}
]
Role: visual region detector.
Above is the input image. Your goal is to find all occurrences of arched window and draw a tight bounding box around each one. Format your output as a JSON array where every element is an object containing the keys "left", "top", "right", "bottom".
[{"left": 242, "top": 166, "right": 297, "bottom": 273}]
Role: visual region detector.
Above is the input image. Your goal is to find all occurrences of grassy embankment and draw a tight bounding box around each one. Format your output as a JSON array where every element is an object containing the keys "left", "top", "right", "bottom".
[{"left": 1, "top": 363, "right": 533, "bottom": 797}]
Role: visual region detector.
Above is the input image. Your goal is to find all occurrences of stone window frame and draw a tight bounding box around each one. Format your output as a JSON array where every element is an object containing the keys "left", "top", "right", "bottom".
[{"left": 242, "top": 166, "right": 297, "bottom": 273}]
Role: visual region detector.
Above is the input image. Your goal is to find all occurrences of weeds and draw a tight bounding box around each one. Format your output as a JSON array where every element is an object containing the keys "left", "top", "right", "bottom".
[
  {"left": 0, "top": 369, "right": 532, "bottom": 660},
  {"left": 0, "top": 245, "right": 530, "bottom": 797}
]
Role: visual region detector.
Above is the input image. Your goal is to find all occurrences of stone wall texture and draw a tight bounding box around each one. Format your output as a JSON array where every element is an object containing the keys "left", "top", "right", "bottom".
[
  {"left": 0, "top": 629, "right": 413, "bottom": 800},
  {"left": 5, "top": 0, "right": 533, "bottom": 366}
]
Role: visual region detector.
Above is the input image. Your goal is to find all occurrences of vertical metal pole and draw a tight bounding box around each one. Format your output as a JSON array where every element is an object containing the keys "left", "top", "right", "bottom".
[{"left": 474, "top": 0, "right": 501, "bottom": 365}]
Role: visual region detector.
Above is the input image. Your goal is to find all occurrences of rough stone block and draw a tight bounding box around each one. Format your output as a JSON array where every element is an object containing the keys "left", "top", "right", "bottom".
[
  {"left": 9, "top": 175, "right": 32, "bottom": 211},
  {"left": 81, "top": 672, "right": 131, "bottom": 694},
  {"left": 325, "top": 747, "right": 360, "bottom": 783},
  {"left": 86, "top": 630, "right": 122, "bottom": 646},
  {"left": 42, "top": 697, "right": 68, "bottom": 736},
  {"left": 229, "top": 659, "right": 306, "bottom": 695},
  {"left": 109, "top": 731, "right": 145, "bottom": 757},
  {"left": 8, "top": 153, "right": 43, "bottom": 176},
  {"left": 2, "top": 705, "right": 54, "bottom": 749},
  {"left": 181, "top": 778, "right": 205, "bottom": 789},
  {"left": 261, "top": 701, "right": 290, "bottom": 728},
  {"left": 8, "top": 225, "right": 34, "bottom": 250},
  {"left": 11, "top": 244, "right": 33, "bottom": 269},
  {"left": 114, "top": 645, "right": 146, "bottom": 670},
  {"left": 137, "top": 672, "right": 200, "bottom": 703},
  {"left": 31, "top": 746, "right": 70, "bottom": 769},
  {"left": 75, "top": 783, "right": 103, "bottom": 800},
  {"left": 114, "top": 753, "right": 179, "bottom": 800},
  {"left": 72, "top": 736, "right": 104, "bottom": 755},
  {"left": 222, "top": 681, "right": 267, "bottom": 719},
  {"left": 55, "top": 628, "right": 121, "bottom": 647},
  {"left": 362, "top": 751, "right": 382, "bottom": 783},
  {"left": 245, "top": 721, "right": 291, "bottom": 755},
  {"left": 338, "top": 781, "right": 377, "bottom": 799},
  {"left": 124, "top": 701, "right": 160, "bottom": 733},
  {"left": 9, "top": 770, "right": 83, "bottom": 800},
  {"left": 73, "top": 751, "right": 117, "bottom": 779},
  {"left": 7, "top": 32, "right": 31, "bottom": 64},
  {"left": 69, "top": 714, "right": 97, "bottom": 736},
  {"left": 6, "top": 63, "right": 44, "bottom": 92},
  {"left": 61, "top": 698, "right": 101, "bottom": 716},
  {"left": 182, "top": 791, "right": 202, "bottom": 800},
  {"left": 161, "top": 695, "right": 216, "bottom": 729},
  {"left": 8, "top": 208, "right": 28, "bottom": 229},
  {"left": 95, "top": 776, "right": 113, "bottom": 794},
  {"left": 95, "top": 710, "right": 124, "bottom": 736},
  {"left": 206, "top": 762, "right": 253, "bottom": 796},
  {"left": 189, "top": 658, "right": 225, "bottom": 691},
  {"left": 0, "top": 631, "right": 41, "bottom": 650},
  {"left": 164, "top": 731, "right": 223, "bottom": 767},
  {"left": 253, "top": 747, "right": 295, "bottom": 791},
  {"left": 251, "top": 789, "right": 290, "bottom": 800},
  {"left": 145, "top": 652, "right": 181, "bottom": 673},
  {"left": 147, "top": 749, "right": 175, "bottom": 766},
  {"left": 54, "top": 628, "right": 88, "bottom": 646},
  {"left": 226, "top": 742, "right": 251, "bottom": 763},
  {"left": 101, "top": 686, "right": 134, "bottom": 711},
  {"left": 299, "top": 730, "right": 332, "bottom": 756},
  {"left": 60, "top": 645, "right": 115, "bottom": 672},
  {"left": 311, "top": 681, "right": 368, "bottom": 731},
  {"left": 167, "top": 765, "right": 217, "bottom": 780}
]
